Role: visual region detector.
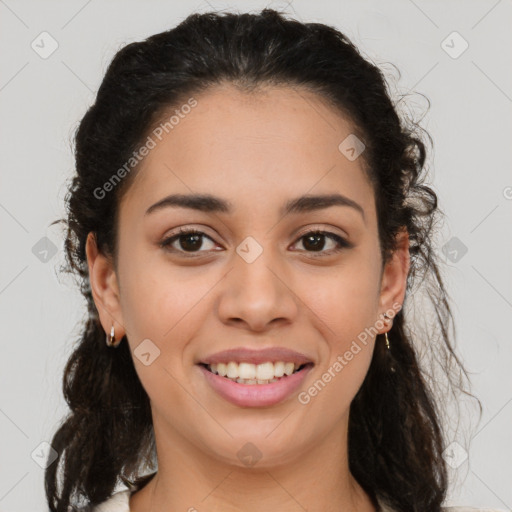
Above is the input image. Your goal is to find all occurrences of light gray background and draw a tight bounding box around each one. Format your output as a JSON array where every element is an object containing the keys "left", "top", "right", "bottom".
[{"left": 1, "top": 1, "right": 511, "bottom": 510}]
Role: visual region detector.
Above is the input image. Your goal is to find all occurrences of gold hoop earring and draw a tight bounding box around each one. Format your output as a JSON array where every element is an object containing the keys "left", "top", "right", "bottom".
[
  {"left": 106, "top": 324, "right": 121, "bottom": 348},
  {"left": 382, "top": 314, "right": 396, "bottom": 372},
  {"left": 382, "top": 314, "right": 391, "bottom": 350}
]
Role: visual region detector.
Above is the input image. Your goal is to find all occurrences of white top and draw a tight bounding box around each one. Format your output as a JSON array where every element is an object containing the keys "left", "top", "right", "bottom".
[{"left": 89, "top": 489, "right": 509, "bottom": 512}]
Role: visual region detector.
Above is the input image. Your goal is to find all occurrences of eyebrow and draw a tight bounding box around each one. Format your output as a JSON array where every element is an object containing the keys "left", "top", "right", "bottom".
[{"left": 145, "top": 192, "right": 365, "bottom": 222}]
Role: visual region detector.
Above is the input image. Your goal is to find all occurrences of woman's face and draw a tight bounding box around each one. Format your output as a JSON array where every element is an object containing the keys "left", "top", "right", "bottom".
[{"left": 87, "top": 83, "right": 408, "bottom": 469}]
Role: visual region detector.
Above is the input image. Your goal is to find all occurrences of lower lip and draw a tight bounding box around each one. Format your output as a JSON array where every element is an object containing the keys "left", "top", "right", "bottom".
[{"left": 198, "top": 364, "right": 314, "bottom": 407}]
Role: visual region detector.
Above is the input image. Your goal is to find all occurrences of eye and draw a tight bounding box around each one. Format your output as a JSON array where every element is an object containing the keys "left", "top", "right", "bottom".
[
  {"left": 159, "top": 227, "right": 353, "bottom": 257},
  {"left": 159, "top": 227, "right": 221, "bottom": 255},
  {"left": 291, "top": 229, "right": 353, "bottom": 255}
]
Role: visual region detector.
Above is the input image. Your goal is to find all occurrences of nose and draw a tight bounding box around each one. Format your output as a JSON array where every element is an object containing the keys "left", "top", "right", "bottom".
[{"left": 216, "top": 245, "right": 299, "bottom": 332}]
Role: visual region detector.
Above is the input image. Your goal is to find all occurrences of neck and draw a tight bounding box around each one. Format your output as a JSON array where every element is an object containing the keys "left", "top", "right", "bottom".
[{"left": 129, "top": 414, "right": 377, "bottom": 512}]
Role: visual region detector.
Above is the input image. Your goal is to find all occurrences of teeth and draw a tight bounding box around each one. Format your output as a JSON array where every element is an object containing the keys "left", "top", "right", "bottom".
[
  {"left": 226, "top": 362, "right": 238, "bottom": 379},
  {"left": 256, "top": 362, "right": 274, "bottom": 380},
  {"left": 207, "top": 361, "right": 302, "bottom": 381},
  {"left": 284, "top": 362, "right": 295, "bottom": 376},
  {"left": 240, "top": 362, "right": 256, "bottom": 380},
  {"left": 234, "top": 377, "right": 281, "bottom": 385},
  {"left": 237, "top": 378, "right": 257, "bottom": 384},
  {"left": 274, "top": 361, "right": 285, "bottom": 377}
]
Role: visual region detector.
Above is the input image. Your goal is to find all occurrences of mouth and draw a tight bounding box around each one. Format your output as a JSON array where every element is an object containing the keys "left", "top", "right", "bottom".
[
  {"left": 198, "top": 361, "right": 314, "bottom": 385},
  {"left": 197, "top": 361, "right": 315, "bottom": 407}
]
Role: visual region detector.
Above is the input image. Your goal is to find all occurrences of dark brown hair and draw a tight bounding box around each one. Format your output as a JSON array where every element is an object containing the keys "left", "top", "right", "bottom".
[{"left": 46, "top": 8, "right": 480, "bottom": 512}]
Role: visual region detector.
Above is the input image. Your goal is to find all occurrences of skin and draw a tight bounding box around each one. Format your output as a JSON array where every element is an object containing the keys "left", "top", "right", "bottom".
[{"left": 86, "top": 83, "right": 410, "bottom": 512}]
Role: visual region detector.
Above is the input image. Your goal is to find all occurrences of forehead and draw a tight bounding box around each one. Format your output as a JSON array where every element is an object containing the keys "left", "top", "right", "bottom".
[{"left": 120, "top": 84, "right": 375, "bottom": 223}]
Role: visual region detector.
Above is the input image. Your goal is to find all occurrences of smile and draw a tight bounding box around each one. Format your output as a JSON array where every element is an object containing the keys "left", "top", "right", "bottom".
[
  {"left": 197, "top": 362, "right": 314, "bottom": 407},
  {"left": 201, "top": 361, "right": 307, "bottom": 384}
]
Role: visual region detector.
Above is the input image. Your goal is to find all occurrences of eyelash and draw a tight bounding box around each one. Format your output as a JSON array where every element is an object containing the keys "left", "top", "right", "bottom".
[{"left": 159, "top": 227, "right": 353, "bottom": 257}]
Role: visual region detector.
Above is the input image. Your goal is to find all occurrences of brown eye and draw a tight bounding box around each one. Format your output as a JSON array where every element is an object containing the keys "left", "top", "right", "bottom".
[
  {"left": 159, "top": 227, "right": 352, "bottom": 258},
  {"left": 160, "top": 228, "right": 218, "bottom": 254},
  {"left": 292, "top": 230, "right": 352, "bottom": 254}
]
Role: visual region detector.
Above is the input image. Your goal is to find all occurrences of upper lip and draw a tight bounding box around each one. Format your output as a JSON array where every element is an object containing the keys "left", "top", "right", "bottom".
[{"left": 199, "top": 347, "right": 314, "bottom": 366}]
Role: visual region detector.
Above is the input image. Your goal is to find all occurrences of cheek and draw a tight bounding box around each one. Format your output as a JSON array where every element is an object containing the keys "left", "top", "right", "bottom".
[
  {"left": 299, "top": 260, "right": 381, "bottom": 339},
  {"left": 118, "top": 266, "right": 207, "bottom": 407},
  {"left": 117, "top": 244, "right": 199, "bottom": 339},
  {"left": 297, "top": 271, "right": 377, "bottom": 418},
  {"left": 118, "top": 258, "right": 220, "bottom": 385},
  {"left": 295, "top": 256, "right": 380, "bottom": 399}
]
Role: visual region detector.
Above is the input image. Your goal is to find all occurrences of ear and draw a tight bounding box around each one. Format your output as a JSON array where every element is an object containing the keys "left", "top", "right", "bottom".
[
  {"left": 85, "top": 232, "right": 126, "bottom": 342},
  {"left": 377, "top": 227, "right": 410, "bottom": 331}
]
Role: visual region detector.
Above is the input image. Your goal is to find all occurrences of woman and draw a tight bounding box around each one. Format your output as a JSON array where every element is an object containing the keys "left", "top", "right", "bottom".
[{"left": 44, "top": 8, "right": 500, "bottom": 512}]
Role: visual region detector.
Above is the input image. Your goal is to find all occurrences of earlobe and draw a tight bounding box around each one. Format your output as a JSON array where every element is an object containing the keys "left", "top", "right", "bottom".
[
  {"left": 85, "top": 232, "right": 126, "bottom": 341},
  {"left": 378, "top": 228, "right": 410, "bottom": 325}
]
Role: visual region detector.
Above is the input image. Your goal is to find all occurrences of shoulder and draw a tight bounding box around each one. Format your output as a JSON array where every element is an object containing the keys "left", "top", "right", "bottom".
[
  {"left": 443, "top": 508, "right": 509, "bottom": 512},
  {"left": 86, "top": 489, "right": 131, "bottom": 512},
  {"left": 379, "top": 498, "right": 508, "bottom": 512},
  {"left": 84, "top": 492, "right": 509, "bottom": 512}
]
